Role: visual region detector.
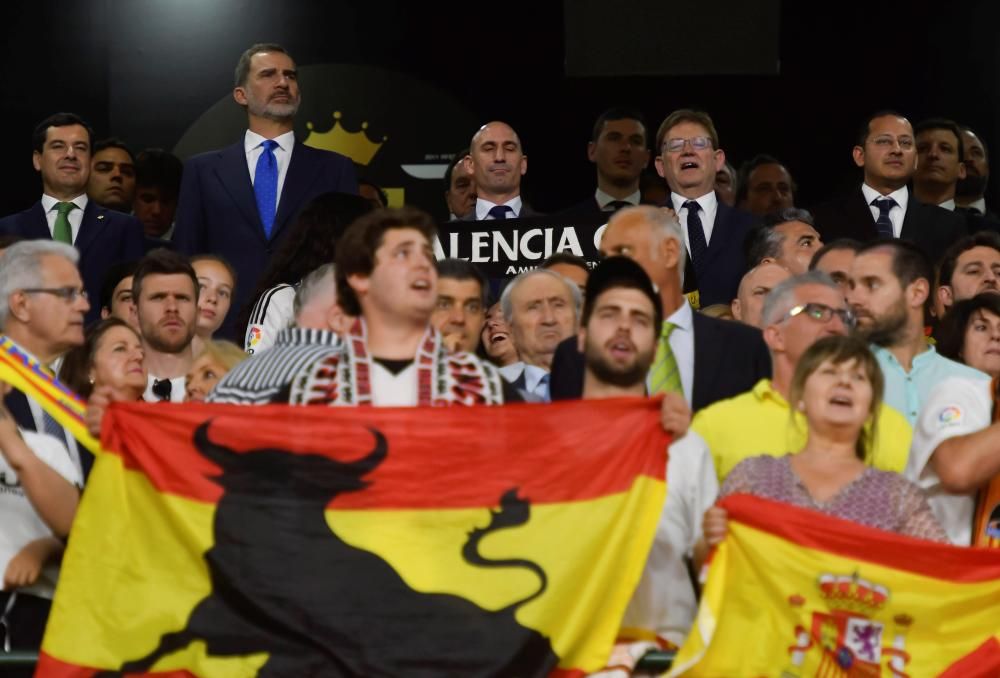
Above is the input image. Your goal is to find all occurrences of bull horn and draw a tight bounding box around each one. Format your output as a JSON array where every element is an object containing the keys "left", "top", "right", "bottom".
[
  {"left": 193, "top": 420, "right": 238, "bottom": 469},
  {"left": 343, "top": 427, "right": 388, "bottom": 475}
]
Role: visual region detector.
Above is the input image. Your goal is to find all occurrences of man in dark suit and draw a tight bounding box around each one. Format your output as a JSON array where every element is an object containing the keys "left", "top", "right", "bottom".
[
  {"left": 811, "top": 110, "right": 966, "bottom": 260},
  {"left": 0, "top": 113, "right": 145, "bottom": 325},
  {"left": 654, "top": 109, "right": 757, "bottom": 309},
  {"left": 549, "top": 205, "right": 771, "bottom": 411},
  {"left": 462, "top": 121, "right": 538, "bottom": 220},
  {"left": 956, "top": 125, "right": 996, "bottom": 220},
  {"left": 557, "top": 107, "right": 650, "bottom": 219},
  {"left": 172, "top": 43, "right": 358, "bottom": 339}
]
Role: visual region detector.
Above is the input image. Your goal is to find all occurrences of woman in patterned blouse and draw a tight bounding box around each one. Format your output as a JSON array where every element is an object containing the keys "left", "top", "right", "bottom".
[{"left": 704, "top": 335, "right": 946, "bottom": 543}]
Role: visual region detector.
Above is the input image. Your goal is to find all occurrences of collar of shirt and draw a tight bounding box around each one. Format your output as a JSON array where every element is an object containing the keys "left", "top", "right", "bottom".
[
  {"left": 521, "top": 363, "right": 549, "bottom": 393},
  {"left": 870, "top": 342, "right": 935, "bottom": 372},
  {"left": 939, "top": 198, "right": 956, "bottom": 211},
  {"left": 665, "top": 297, "right": 693, "bottom": 332},
  {"left": 595, "top": 188, "right": 640, "bottom": 209},
  {"left": 670, "top": 190, "right": 719, "bottom": 247},
  {"left": 751, "top": 378, "right": 788, "bottom": 406},
  {"left": 476, "top": 196, "right": 523, "bottom": 220},
  {"left": 499, "top": 361, "right": 525, "bottom": 383},
  {"left": 970, "top": 198, "right": 988, "bottom": 214},
  {"left": 41, "top": 193, "right": 88, "bottom": 214},
  {"left": 244, "top": 129, "right": 295, "bottom": 155},
  {"left": 861, "top": 183, "right": 909, "bottom": 213}
]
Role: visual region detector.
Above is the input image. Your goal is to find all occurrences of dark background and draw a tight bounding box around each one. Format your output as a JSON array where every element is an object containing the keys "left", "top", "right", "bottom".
[{"left": 1, "top": 0, "right": 998, "bottom": 220}]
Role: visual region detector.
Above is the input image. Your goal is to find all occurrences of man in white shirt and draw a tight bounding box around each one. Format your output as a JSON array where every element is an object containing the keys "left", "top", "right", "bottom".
[
  {"left": 133, "top": 249, "right": 199, "bottom": 402},
  {"left": 913, "top": 118, "right": 967, "bottom": 211},
  {"left": 173, "top": 43, "right": 357, "bottom": 340},
  {"left": 463, "top": 121, "right": 535, "bottom": 220}
]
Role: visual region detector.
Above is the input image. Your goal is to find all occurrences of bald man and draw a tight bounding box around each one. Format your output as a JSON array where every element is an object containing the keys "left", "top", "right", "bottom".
[
  {"left": 463, "top": 121, "right": 537, "bottom": 220},
  {"left": 731, "top": 262, "right": 791, "bottom": 328}
]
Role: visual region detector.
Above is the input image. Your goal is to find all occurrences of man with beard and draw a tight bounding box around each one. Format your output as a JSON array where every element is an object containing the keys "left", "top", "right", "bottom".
[
  {"left": 578, "top": 256, "right": 718, "bottom": 654},
  {"left": 463, "top": 121, "right": 537, "bottom": 219},
  {"left": 174, "top": 43, "right": 357, "bottom": 340},
  {"left": 955, "top": 125, "right": 995, "bottom": 219},
  {"left": 847, "top": 239, "right": 987, "bottom": 424},
  {"left": 443, "top": 150, "right": 476, "bottom": 220},
  {"left": 132, "top": 249, "right": 199, "bottom": 402},
  {"left": 934, "top": 232, "right": 1000, "bottom": 317}
]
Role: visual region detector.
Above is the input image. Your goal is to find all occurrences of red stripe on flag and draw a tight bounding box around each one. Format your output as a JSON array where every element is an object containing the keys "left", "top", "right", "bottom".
[
  {"left": 939, "top": 637, "right": 1000, "bottom": 677},
  {"left": 101, "top": 397, "right": 668, "bottom": 508},
  {"left": 721, "top": 494, "right": 1000, "bottom": 583},
  {"left": 36, "top": 651, "right": 197, "bottom": 676}
]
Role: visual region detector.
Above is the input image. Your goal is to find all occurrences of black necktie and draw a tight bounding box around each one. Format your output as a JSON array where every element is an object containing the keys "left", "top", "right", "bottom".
[
  {"left": 683, "top": 200, "right": 709, "bottom": 280},
  {"left": 488, "top": 205, "right": 512, "bottom": 220},
  {"left": 152, "top": 379, "right": 173, "bottom": 402},
  {"left": 872, "top": 197, "right": 897, "bottom": 239},
  {"left": 958, "top": 206, "right": 983, "bottom": 216},
  {"left": 604, "top": 200, "right": 631, "bottom": 212}
]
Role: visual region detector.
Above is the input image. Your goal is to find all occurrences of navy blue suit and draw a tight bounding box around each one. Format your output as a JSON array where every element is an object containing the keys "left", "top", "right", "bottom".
[
  {"left": 680, "top": 201, "right": 757, "bottom": 308},
  {"left": 0, "top": 201, "right": 145, "bottom": 325},
  {"left": 173, "top": 139, "right": 358, "bottom": 339}
]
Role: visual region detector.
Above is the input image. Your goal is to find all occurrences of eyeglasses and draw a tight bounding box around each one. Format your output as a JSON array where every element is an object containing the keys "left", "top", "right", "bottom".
[
  {"left": 21, "top": 286, "right": 88, "bottom": 302},
  {"left": 783, "top": 302, "right": 856, "bottom": 328},
  {"left": 663, "top": 136, "right": 713, "bottom": 153}
]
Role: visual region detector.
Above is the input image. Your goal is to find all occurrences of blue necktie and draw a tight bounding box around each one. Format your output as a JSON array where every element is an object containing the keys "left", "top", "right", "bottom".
[
  {"left": 488, "top": 205, "right": 513, "bottom": 220},
  {"left": 873, "top": 197, "right": 897, "bottom": 239},
  {"left": 683, "top": 200, "right": 709, "bottom": 281},
  {"left": 254, "top": 139, "right": 279, "bottom": 238}
]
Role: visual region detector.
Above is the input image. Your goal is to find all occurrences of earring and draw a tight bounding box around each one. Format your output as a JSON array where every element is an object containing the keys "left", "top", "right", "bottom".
[{"left": 796, "top": 400, "right": 805, "bottom": 412}]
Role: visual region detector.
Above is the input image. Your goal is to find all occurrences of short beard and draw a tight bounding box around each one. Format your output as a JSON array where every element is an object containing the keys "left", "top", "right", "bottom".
[
  {"left": 247, "top": 97, "right": 299, "bottom": 122},
  {"left": 856, "top": 298, "right": 908, "bottom": 347},
  {"left": 584, "top": 339, "right": 652, "bottom": 389},
  {"left": 144, "top": 326, "right": 195, "bottom": 354},
  {"left": 956, "top": 174, "right": 989, "bottom": 199}
]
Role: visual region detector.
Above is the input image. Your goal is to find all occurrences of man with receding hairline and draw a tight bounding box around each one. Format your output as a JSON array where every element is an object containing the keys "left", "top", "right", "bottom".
[
  {"left": 463, "top": 121, "right": 537, "bottom": 220},
  {"left": 731, "top": 262, "right": 790, "bottom": 328}
]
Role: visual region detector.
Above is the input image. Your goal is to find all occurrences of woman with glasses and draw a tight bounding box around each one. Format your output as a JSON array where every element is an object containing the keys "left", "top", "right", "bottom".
[
  {"left": 704, "top": 335, "right": 946, "bottom": 544},
  {"left": 936, "top": 293, "right": 1000, "bottom": 380}
]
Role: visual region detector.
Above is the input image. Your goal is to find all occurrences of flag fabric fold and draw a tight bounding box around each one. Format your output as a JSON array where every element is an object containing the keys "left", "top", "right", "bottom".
[
  {"left": 39, "top": 398, "right": 668, "bottom": 677},
  {"left": 670, "top": 493, "right": 1000, "bottom": 677}
]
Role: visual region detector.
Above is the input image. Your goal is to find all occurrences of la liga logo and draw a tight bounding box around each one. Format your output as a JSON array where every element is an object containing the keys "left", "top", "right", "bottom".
[{"left": 937, "top": 406, "right": 962, "bottom": 425}]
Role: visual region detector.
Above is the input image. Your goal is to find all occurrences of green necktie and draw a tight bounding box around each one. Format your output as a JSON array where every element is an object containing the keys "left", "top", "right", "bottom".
[
  {"left": 53, "top": 202, "right": 76, "bottom": 244},
  {"left": 649, "top": 321, "right": 682, "bottom": 395}
]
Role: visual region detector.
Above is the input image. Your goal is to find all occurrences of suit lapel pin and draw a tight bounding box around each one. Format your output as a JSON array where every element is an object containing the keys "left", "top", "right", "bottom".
[{"left": 97, "top": 215, "right": 105, "bottom": 220}]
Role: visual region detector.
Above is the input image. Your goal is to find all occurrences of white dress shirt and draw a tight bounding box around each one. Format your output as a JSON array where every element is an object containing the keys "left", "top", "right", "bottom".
[
  {"left": 476, "top": 196, "right": 523, "bottom": 220},
  {"left": 245, "top": 129, "right": 296, "bottom": 211},
  {"left": 861, "top": 184, "right": 909, "bottom": 238},
  {"left": 670, "top": 191, "right": 718, "bottom": 252},
  {"left": 498, "top": 361, "right": 525, "bottom": 383},
  {"left": 521, "top": 363, "right": 551, "bottom": 401},
  {"left": 647, "top": 300, "right": 695, "bottom": 405},
  {"left": 939, "top": 199, "right": 956, "bottom": 211},
  {"left": 41, "top": 193, "right": 88, "bottom": 244},
  {"left": 595, "top": 188, "right": 640, "bottom": 210},
  {"left": 967, "top": 197, "right": 988, "bottom": 215}
]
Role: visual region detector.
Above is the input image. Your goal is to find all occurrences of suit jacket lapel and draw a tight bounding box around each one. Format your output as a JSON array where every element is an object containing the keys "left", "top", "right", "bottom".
[
  {"left": 850, "top": 187, "right": 880, "bottom": 238},
  {"left": 272, "top": 142, "right": 319, "bottom": 239},
  {"left": 214, "top": 143, "right": 266, "bottom": 240},
  {"left": 73, "top": 202, "right": 103, "bottom": 255},
  {"left": 24, "top": 202, "right": 51, "bottom": 239},
  {"left": 4, "top": 389, "right": 36, "bottom": 431},
  {"left": 900, "top": 194, "right": 926, "bottom": 241},
  {"left": 690, "top": 312, "right": 719, "bottom": 408}
]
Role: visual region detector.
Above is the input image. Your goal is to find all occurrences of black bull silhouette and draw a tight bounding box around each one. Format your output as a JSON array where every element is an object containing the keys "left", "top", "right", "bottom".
[{"left": 98, "top": 422, "right": 558, "bottom": 677}]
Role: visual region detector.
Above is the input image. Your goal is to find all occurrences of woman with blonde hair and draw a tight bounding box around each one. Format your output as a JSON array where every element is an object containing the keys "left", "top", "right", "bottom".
[{"left": 185, "top": 340, "right": 248, "bottom": 402}]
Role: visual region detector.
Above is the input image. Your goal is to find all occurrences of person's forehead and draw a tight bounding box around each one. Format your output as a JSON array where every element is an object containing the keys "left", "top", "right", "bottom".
[
  {"left": 962, "top": 130, "right": 985, "bottom": 150},
  {"left": 917, "top": 127, "right": 960, "bottom": 147},
  {"left": 666, "top": 120, "right": 710, "bottom": 138},
  {"left": 776, "top": 220, "right": 818, "bottom": 238},
  {"left": 817, "top": 247, "right": 855, "bottom": 269},
  {"left": 600, "top": 118, "right": 645, "bottom": 138},
  {"left": 143, "top": 272, "right": 196, "bottom": 294},
  {"left": 852, "top": 250, "right": 894, "bottom": 275},
  {"left": 437, "top": 276, "right": 482, "bottom": 299},
  {"left": 94, "top": 147, "right": 132, "bottom": 163},
  {"left": 39, "top": 255, "right": 80, "bottom": 282},
  {"left": 194, "top": 260, "right": 233, "bottom": 283},
  {"left": 45, "top": 124, "right": 89, "bottom": 146},
  {"left": 98, "top": 325, "right": 138, "bottom": 348},
  {"left": 795, "top": 283, "right": 845, "bottom": 308},
  {"left": 602, "top": 216, "right": 650, "bottom": 245},
  {"left": 514, "top": 274, "right": 570, "bottom": 302},
  {"left": 379, "top": 227, "right": 430, "bottom": 250},
  {"left": 250, "top": 50, "right": 295, "bottom": 72},
  {"left": 957, "top": 246, "right": 1000, "bottom": 266},
  {"left": 591, "top": 286, "right": 653, "bottom": 314},
  {"left": 868, "top": 115, "right": 912, "bottom": 137},
  {"left": 749, "top": 163, "right": 790, "bottom": 185},
  {"left": 476, "top": 124, "right": 520, "bottom": 148},
  {"left": 113, "top": 276, "right": 134, "bottom": 295},
  {"left": 750, "top": 263, "right": 791, "bottom": 288}
]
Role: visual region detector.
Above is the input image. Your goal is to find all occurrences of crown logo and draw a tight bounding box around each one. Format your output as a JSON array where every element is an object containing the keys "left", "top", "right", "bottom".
[
  {"left": 816, "top": 573, "right": 889, "bottom": 615},
  {"left": 304, "top": 111, "right": 387, "bottom": 165}
]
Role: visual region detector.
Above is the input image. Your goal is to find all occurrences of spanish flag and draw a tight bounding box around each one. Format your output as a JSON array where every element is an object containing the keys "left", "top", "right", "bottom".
[
  {"left": 39, "top": 398, "right": 668, "bottom": 677},
  {"left": 670, "top": 494, "right": 1000, "bottom": 677}
]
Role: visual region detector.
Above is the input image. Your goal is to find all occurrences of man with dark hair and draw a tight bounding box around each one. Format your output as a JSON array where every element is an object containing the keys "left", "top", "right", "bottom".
[
  {"left": 285, "top": 207, "right": 508, "bottom": 406},
  {"left": 443, "top": 149, "right": 476, "bottom": 220},
  {"left": 173, "top": 43, "right": 358, "bottom": 340},
  {"left": 561, "top": 108, "right": 649, "bottom": 217},
  {"left": 955, "top": 126, "right": 994, "bottom": 218},
  {"left": 99, "top": 260, "right": 139, "bottom": 330},
  {"left": 133, "top": 149, "right": 183, "bottom": 241},
  {"left": 744, "top": 207, "right": 823, "bottom": 275},
  {"left": 86, "top": 138, "right": 136, "bottom": 212},
  {"left": 812, "top": 110, "right": 966, "bottom": 258},
  {"left": 550, "top": 205, "right": 770, "bottom": 409},
  {"left": 913, "top": 118, "right": 966, "bottom": 211},
  {"left": 653, "top": 109, "right": 756, "bottom": 309},
  {"left": 808, "top": 238, "right": 863, "bottom": 294},
  {"left": 736, "top": 154, "right": 796, "bottom": 217},
  {"left": 541, "top": 252, "right": 589, "bottom": 295},
  {"left": 847, "top": 239, "right": 987, "bottom": 424},
  {"left": 431, "top": 258, "right": 488, "bottom": 354},
  {"left": 934, "top": 231, "right": 1000, "bottom": 315},
  {"left": 132, "top": 249, "right": 199, "bottom": 402},
  {"left": 463, "top": 121, "right": 536, "bottom": 220},
  {"left": 0, "top": 112, "right": 145, "bottom": 325}
]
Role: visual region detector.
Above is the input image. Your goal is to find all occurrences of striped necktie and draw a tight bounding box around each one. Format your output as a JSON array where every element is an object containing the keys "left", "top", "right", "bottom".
[
  {"left": 872, "top": 197, "right": 897, "bottom": 239},
  {"left": 649, "top": 321, "right": 682, "bottom": 395}
]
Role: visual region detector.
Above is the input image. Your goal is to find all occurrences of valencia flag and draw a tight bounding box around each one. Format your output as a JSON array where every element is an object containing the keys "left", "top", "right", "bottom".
[
  {"left": 38, "top": 398, "right": 668, "bottom": 677},
  {"left": 669, "top": 494, "right": 1000, "bottom": 677}
]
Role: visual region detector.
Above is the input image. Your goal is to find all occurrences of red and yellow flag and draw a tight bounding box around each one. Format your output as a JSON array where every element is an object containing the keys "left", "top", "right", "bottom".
[
  {"left": 39, "top": 398, "right": 668, "bottom": 677},
  {"left": 670, "top": 494, "right": 1000, "bottom": 677}
]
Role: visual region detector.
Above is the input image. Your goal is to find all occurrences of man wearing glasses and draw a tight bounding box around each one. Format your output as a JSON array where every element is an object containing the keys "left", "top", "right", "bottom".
[
  {"left": 692, "top": 271, "right": 912, "bottom": 485},
  {"left": 653, "top": 109, "right": 756, "bottom": 309},
  {"left": 811, "top": 111, "right": 966, "bottom": 259},
  {"left": 847, "top": 240, "right": 988, "bottom": 425}
]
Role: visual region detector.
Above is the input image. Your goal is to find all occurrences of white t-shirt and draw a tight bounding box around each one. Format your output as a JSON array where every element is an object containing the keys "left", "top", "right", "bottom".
[
  {"left": 370, "top": 362, "right": 419, "bottom": 407},
  {"left": 620, "top": 431, "right": 719, "bottom": 647},
  {"left": 907, "top": 376, "right": 992, "bottom": 546},
  {"left": 144, "top": 375, "right": 186, "bottom": 403},
  {"left": 0, "top": 429, "right": 81, "bottom": 599}
]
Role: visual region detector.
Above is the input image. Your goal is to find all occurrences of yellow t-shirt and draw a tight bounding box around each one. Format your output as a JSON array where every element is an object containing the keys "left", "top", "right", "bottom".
[{"left": 691, "top": 378, "right": 912, "bottom": 485}]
